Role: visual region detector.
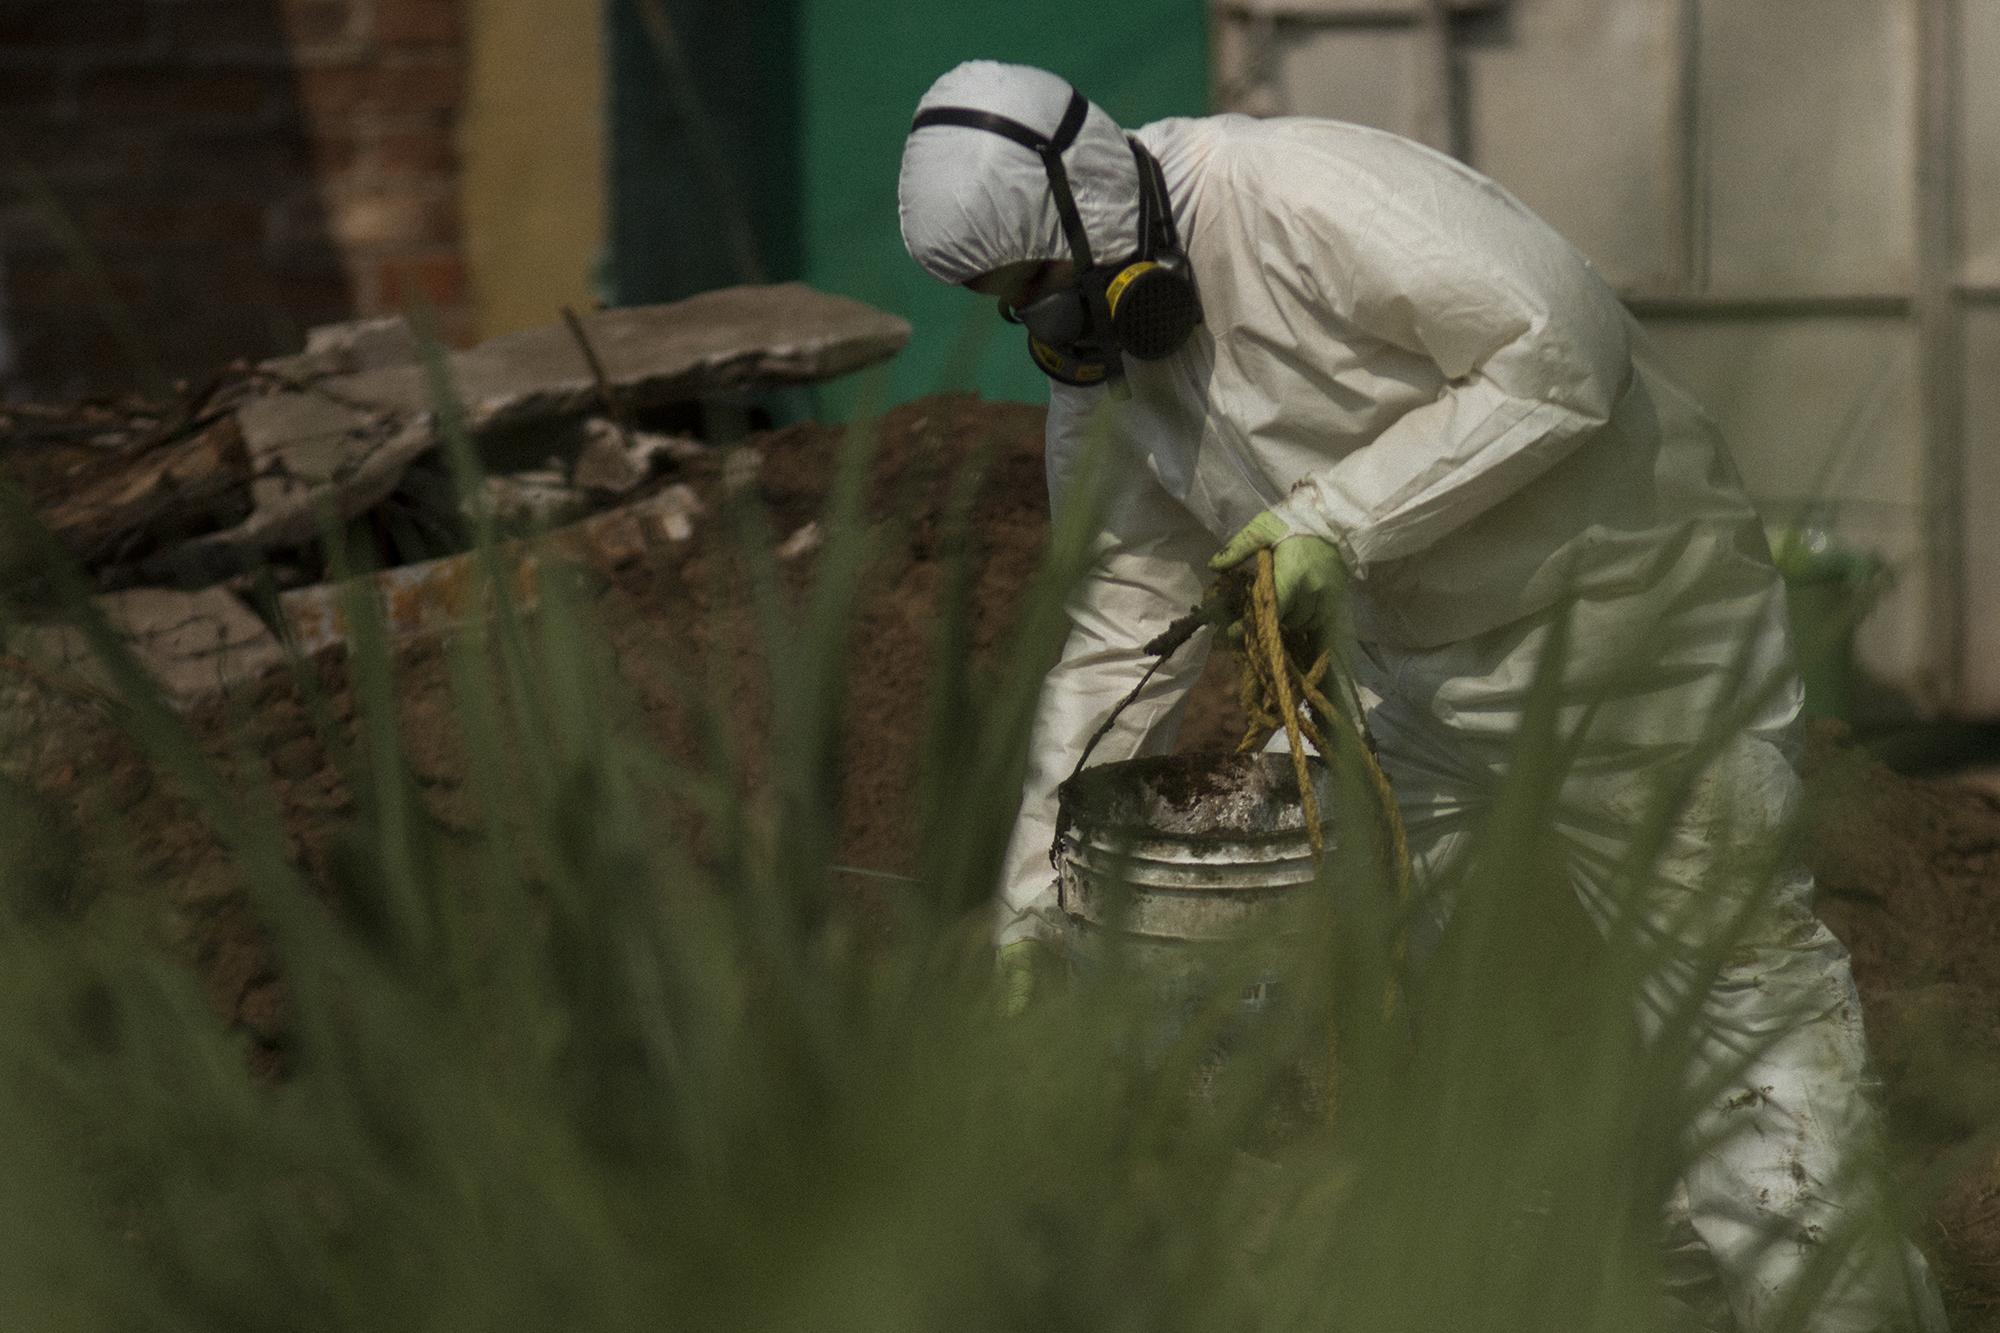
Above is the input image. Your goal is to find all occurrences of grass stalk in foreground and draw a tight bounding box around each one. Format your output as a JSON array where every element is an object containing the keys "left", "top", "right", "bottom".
[{"left": 0, "top": 387, "right": 1934, "bottom": 1330}]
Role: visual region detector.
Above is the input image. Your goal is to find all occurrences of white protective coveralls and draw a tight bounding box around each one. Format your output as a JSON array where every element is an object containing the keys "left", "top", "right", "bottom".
[{"left": 899, "top": 62, "right": 1946, "bottom": 1332}]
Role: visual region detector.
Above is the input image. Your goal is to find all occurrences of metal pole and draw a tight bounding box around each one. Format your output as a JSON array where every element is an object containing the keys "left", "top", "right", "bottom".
[
  {"left": 1623, "top": 292, "right": 1913, "bottom": 320},
  {"left": 628, "top": 0, "right": 769, "bottom": 286},
  {"left": 1419, "top": 0, "right": 1464, "bottom": 159},
  {"left": 1915, "top": 0, "right": 1966, "bottom": 709},
  {"left": 1673, "top": 0, "right": 1709, "bottom": 294}
]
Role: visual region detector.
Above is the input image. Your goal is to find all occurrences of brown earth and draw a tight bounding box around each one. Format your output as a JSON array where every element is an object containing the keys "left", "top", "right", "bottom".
[
  {"left": 9, "top": 391, "right": 2000, "bottom": 1321},
  {"left": 1804, "top": 725, "right": 2000, "bottom": 1322}
]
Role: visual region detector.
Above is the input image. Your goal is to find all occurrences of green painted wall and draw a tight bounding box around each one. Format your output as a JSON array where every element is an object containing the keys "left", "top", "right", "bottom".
[
  {"left": 607, "top": 0, "right": 1208, "bottom": 413},
  {"left": 606, "top": 0, "right": 801, "bottom": 306},
  {"left": 799, "top": 2, "right": 1210, "bottom": 409}
]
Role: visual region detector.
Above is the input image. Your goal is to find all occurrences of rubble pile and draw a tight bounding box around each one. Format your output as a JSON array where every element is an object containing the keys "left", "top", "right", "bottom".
[{"left": 0, "top": 285, "right": 910, "bottom": 703}]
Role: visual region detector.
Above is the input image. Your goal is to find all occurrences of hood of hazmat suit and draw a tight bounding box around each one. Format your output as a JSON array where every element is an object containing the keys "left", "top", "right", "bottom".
[{"left": 898, "top": 61, "right": 1140, "bottom": 285}]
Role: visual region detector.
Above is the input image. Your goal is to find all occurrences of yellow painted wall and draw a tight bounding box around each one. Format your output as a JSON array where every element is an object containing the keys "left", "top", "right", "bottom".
[{"left": 460, "top": 0, "right": 607, "bottom": 338}]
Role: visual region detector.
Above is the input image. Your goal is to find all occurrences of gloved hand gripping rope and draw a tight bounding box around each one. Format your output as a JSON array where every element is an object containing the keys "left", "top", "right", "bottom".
[{"left": 1054, "top": 549, "right": 1413, "bottom": 912}]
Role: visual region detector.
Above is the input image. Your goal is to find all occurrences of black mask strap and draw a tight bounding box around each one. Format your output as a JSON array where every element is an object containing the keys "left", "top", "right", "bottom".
[
  {"left": 911, "top": 90, "right": 1099, "bottom": 272},
  {"left": 1130, "top": 139, "right": 1176, "bottom": 262},
  {"left": 909, "top": 90, "right": 1085, "bottom": 155}
]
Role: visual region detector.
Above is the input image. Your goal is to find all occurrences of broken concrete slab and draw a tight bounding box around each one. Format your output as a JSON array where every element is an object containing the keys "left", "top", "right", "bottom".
[
  {"left": 172, "top": 398, "right": 435, "bottom": 566},
  {"left": 721, "top": 446, "right": 762, "bottom": 495},
  {"left": 9, "top": 475, "right": 702, "bottom": 705},
  {"left": 259, "top": 315, "right": 422, "bottom": 382},
  {"left": 775, "top": 521, "right": 823, "bottom": 562},
  {"left": 6, "top": 586, "right": 287, "bottom": 705},
  {"left": 592, "top": 482, "right": 701, "bottom": 550},
  {"left": 278, "top": 483, "right": 704, "bottom": 655},
  {"left": 178, "top": 284, "right": 906, "bottom": 570},
  {"left": 573, "top": 419, "right": 654, "bottom": 497},
  {"left": 306, "top": 284, "right": 911, "bottom": 433},
  {"left": 303, "top": 315, "right": 423, "bottom": 374},
  {"left": 39, "top": 414, "right": 252, "bottom": 568},
  {"left": 472, "top": 469, "right": 586, "bottom": 533}
]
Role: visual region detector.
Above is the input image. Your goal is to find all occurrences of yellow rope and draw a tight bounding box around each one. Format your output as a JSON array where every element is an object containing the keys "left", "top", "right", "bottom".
[
  {"left": 1250, "top": 549, "right": 1322, "bottom": 858},
  {"left": 1228, "top": 554, "right": 1414, "bottom": 918}
]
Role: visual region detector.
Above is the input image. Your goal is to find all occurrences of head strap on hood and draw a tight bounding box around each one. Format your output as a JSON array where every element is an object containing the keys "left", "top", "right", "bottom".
[
  {"left": 899, "top": 62, "right": 1138, "bottom": 284},
  {"left": 911, "top": 90, "right": 1102, "bottom": 279}
]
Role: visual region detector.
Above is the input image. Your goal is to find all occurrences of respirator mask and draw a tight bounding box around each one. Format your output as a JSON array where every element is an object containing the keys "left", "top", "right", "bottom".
[{"left": 911, "top": 88, "right": 1202, "bottom": 387}]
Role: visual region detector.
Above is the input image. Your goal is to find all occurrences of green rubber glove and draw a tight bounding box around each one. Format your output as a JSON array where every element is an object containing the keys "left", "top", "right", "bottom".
[
  {"left": 997, "top": 938, "right": 1054, "bottom": 1017},
  {"left": 1209, "top": 509, "right": 1344, "bottom": 640}
]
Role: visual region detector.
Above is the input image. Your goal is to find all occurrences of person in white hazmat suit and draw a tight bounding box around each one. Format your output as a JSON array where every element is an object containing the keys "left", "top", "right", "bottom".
[{"left": 897, "top": 60, "right": 1947, "bottom": 1333}]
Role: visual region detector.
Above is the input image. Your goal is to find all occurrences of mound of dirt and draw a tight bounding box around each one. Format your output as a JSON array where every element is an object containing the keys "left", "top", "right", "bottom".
[
  {"left": 0, "top": 393, "right": 1242, "bottom": 1067},
  {"left": 1806, "top": 722, "right": 2000, "bottom": 999},
  {"left": 1803, "top": 723, "right": 2000, "bottom": 1320}
]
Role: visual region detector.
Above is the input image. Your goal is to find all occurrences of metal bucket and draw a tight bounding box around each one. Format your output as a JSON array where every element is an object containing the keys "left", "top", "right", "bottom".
[{"left": 1055, "top": 752, "right": 1333, "bottom": 1034}]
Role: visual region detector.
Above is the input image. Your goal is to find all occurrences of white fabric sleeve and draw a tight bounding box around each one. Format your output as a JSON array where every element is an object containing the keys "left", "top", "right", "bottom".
[
  {"left": 994, "top": 396, "right": 1218, "bottom": 947},
  {"left": 1265, "top": 181, "right": 1634, "bottom": 571}
]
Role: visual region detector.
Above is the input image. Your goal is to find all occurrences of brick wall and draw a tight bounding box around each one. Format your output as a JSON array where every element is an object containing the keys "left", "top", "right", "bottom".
[{"left": 0, "top": 0, "right": 471, "bottom": 400}]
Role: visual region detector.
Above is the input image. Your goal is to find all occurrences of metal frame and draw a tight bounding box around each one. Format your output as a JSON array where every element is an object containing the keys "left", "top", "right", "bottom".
[
  {"left": 1915, "top": 0, "right": 1966, "bottom": 705},
  {"left": 1212, "top": 0, "right": 1982, "bottom": 712},
  {"left": 1672, "top": 0, "right": 1708, "bottom": 293},
  {"left": 1213, "top": 0, "right": 1499, "bottom": 20},
  {"left": 1625, "top": 293, "right": 1914, "bottom": 320},
  {"left": 1418, "top": 0, "right": 1463, "bottom": 159}
]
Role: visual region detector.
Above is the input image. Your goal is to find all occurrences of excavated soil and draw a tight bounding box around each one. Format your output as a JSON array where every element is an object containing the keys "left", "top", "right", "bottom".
[
  {"left": 1803, "top": 725, "right": 2000, "bottom": 1320},
  {"left": 9, "top": 391, "right": 2000, "bottom": 1321}
]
